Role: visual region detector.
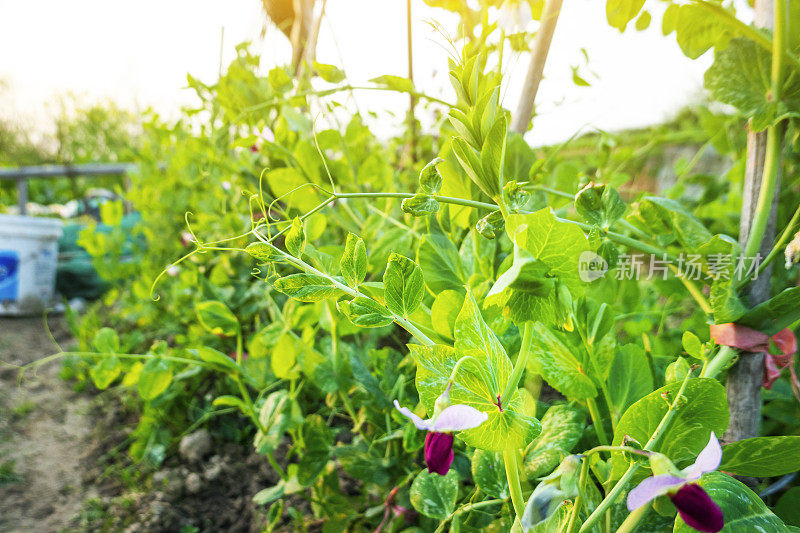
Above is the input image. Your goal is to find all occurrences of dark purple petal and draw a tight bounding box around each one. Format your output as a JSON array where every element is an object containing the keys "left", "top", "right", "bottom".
[
  {"left": 424, "top": 432, "right": 454, "bottom": 476},
  {"left": 670, "top": 483, "right": 724, "bottom": 533}
]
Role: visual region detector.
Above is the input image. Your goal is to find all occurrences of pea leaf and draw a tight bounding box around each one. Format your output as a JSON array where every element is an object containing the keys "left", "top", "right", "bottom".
[
  {"left": 674, "top": 4, "right": 733, "bottom": 59},
  {"left": 575, "top": 183, "right": 625, "bottom": 228},
  {"left": 138, "top": 358, "right": 172, "bottom": 400},
  {"left": 523, "top": 403, "right": 585, "bottom": 479},
  {"left": 196, "top": 300, "right": 240, "bottom": 336},
  {"left": 606, "top": 0, "right": 645, "bottom": 32},
  {"left": 419, "top": 157, "right": 444, "bottom": 195},
  {"left": 705, "top": 37, "right": 800, "bottom": 131},
  {"left": 673, "top": 472, "right": 789, "bottom": 532},
  {"left": 297, "top": 415, "right": 333, "bottom": 486},
  {"left": 190, "top": 346, "right": 241, "bottom": 373},
  {"left": 401, "top": 193, "right": 440, "bottom": 217},
  {"left": 369, "top": 74, "right": 414, "bottom": 93},
  {"left": 472, "top": 449, "right": 509, "bottom": 499},
  {"left": 383, "top": 253, "right": 424, "bottom": 317},
  {"left": 719, "top": 436, "right": 800, "bottom": 477},
  {"left": 274, "top": 273, "right": 342, "bottom": 302},
  {"left": 612, "top": 378, "right": 729, "bottom": 475},
  {"left": 607, "top": 344, "right": 652, "bottom": 422},
  {"left": 411, "top": 293, "right": 541, "bottom": 451},
  {"left": 285, "top": 217, "right": 305, "bottom": 257},
  {"left": 416, "top": 216, "right": 465, "bottom": 294},
  {"left": 529, "top": 323, "right": 597, "bottom": 400},
  {"left": 313, "top": 62, "right": 345, "bottom": 83},
  {"left": 337, "top": 297, "right": 394, "bottom": 328},
  {"left": 409, "top": 470, "right": 459, "bottom": 520},
  {"left": 340, "top": 232, "right": 367, "bottom": 287},
  {"left": 506, "top": 208, "right": 592, "bottom": 296},
  {"left": 630, "top": 197, "right": 713, "bottom": 251},
  {"left": 90, "top": 356, "right": 121, "bottom": 390},
  {"left": 246, "top": 242, "right": 282, "bottom": 263}
]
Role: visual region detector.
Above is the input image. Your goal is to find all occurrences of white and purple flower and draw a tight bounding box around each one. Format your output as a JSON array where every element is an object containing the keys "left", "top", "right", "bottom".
[
  {"left": 627, "top": 432, "right": 724, "bottom": 532},
  {"left": 394, "top": 388, "right": 488, "bottom": 476}
]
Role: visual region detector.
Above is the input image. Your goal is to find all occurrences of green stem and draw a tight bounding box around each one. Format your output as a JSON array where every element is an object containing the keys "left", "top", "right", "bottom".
[
  {"left": 692, "top": 0, "right": 800, "bottom": 75},
  {"left": 614, "top": 504, "right": 649, "bottom": 533},
  {"left": 500, "top": 321, "right": 534, "bottom": 408},
  {"left": 433, "top": 499, "right": 506, "bottom": 533},
  {"left": 503, "top": 449, "right": 526, "bottom": 525},
  {"left": 701, "top": 345, "right": 738, "bottom": 379},
  {"left": 579, "top": 370, "right": 695, "bottom": 533},
  {"left": 566, "top": 454, "right": 591, "bottom": 533},
  {"left": 740, "top": 201, "right": 800, "bottom": 287},
  {"left": 259, "top": 238, "right": 436, "bottom": 347},
  {"left": 743, "top": 0, "right": 786, "bottom": 260},
  {"left": 586, "top": 396, "right": 610, "bottom": 445}
]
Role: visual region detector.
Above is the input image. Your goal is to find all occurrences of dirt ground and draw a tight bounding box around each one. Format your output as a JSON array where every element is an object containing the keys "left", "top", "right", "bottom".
[{"left": 0, "top": 316, "right": 94, "bottom": 532}]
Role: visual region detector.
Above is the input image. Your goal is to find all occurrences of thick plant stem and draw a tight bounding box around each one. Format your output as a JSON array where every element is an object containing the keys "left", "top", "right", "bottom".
[
  {"left": 500, "top": 321, "right": 534, "bottom": 407},
  {"left": 615, "top": 504, "right": 649, "bottom": 533},
  {"left": 511, "top": 0, "right": 563, "bottom": 133},
  {"left": 503, "top": 449, "right": 525, "bottom": 525},
  {"left": 579, "top": 371, "right": 695, "bottom": 532},
  {"left": 726, "top": 0, "right": 785, "bottom": 446}
]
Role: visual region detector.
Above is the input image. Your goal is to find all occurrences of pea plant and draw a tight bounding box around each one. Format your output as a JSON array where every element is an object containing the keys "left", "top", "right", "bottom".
[{"left": 35, "top": 0, "right": 800, "bottom": 531}]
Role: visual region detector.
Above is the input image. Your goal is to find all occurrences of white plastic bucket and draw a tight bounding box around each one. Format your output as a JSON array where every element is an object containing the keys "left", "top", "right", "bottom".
[{"left": 0, "top": 215, "right": 63, "bottom": 316}]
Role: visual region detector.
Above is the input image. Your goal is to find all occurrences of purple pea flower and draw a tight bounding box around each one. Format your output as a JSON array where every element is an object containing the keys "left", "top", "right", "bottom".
[
  {"left": 394, "top": 398, "right": 488, "bottom": 476},
  {"left": 627, "top": 432, "right": 724, "bottom": 533}
]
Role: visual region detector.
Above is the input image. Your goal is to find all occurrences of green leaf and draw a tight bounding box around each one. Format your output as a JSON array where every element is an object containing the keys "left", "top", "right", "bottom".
[
  {"left": 268, "top": 66, "right": 293, "bottom": 92},
  {"left": 575, "top": 183, "right": 625, "bottom": 228},
  {"left": 675, "top": 4, "right": 733, "bottom": 59},
  {"left": 349, "top": 349, "right": 389, "bottom": 407},
  {"left": 506, "top": 208, "right": 592, "bottom": 296},
  {"left": 673, "top": 472, "right": 789, "bottom": 532},
  {"left": 90, "top": 356, "right": 121, "bottom": 389},
  {"left": 271, "top": 334, "right": 298, "bottom": 379},
  {"left": 266, "top": 167, "right": 321, "bottom": 212},
  {"left": 411, "top": 293, "right": 542, "bottom": 451},
  {"left": 383, "top": 253, "right": 424, "bottom": 317},
  {"left": 775, "top": 487, "right": 800, "bottom": 528},
  {"left": 212, "top": 395, "right": 248, "bottom": 413},
  {"left": 472, "top": 449, "right": 509, "bottom": 499},
  {"left": 340, "top": 232, "right": 367, "bottom": 288},
  {"left": 195, "top": 300, "right": 239, "bottom": 336},
  {"left": 419, "top": 157, "right": 444, "bottom": 195},
  {"left": 485, "top": 247, "right": 565, "bottom": 326},
  {"left": 479, "top": 115, "right": 508, "bottom": 200},
  {"left": 612, "top": 379, "right": 728, "bottom": 475},
  {"left": 313, "top": 62, "right": 346, "bottom": 83},
  {"left": 246, "top": 242, "right": 282, "bottom": 263},
  {"left": 631, "top": 197, "right": 713, "bottom": 251},
  {"left": 285, "top": 217, "right": 305, "bottom": 257},
  {"left": 338, "top": 297, "right": 394, "bottom": 328},
  {"left": 523, "top": 404, "right": 585, "bottom": 479},
  {"left": 710, "top": 274, "right": 747, "bottom": 323},
  {"left": 369, "top": 74, "right": 414, "bottom": 93},
  {"left": 740, "top": 287, "right": 800, "bottom": 335},
  {"left": 719, "top": 436, "right": 800, "bottom": 477},
  {"left": 274, "top": 273, "right": 342, "bottom": 302},
  {"left": 190, "top": 346, "right": 241, "bottom": 373},
  {"left": 93, "top": 327, "right": 120, "bottom": 353},
  {"left": 452, "top": 137, "right": 490, "bottom": 198},
  {"left": 297, "top": 415, "right": 333, "bottom": 486},
  {"left": 409, "top": 470, "right": 459, "bottom": 520},
  {"left": 607, "top": 344, "right": 652, "bottom": 422},
  {"left": 254, "top": 390, "right": 301, "bottom": 454},
  {"left": 682, "top": 331, "right": 703, "bottom": 359},
  {"left": 529, "top": 323, "right": 597, "bottom": 400},
  {"left": 401, "top": 193, "right": 440, "bottom": 217},
  {"left": 431, "top": 289, "right": 465, "bottom": 339},
  {"left": 706, "top": 37, "right": 800, "bottom": 131},
  {"left": 138, "top": 358, "right": 172, "bottom": 400},
  {"left": 635, "top": 11, "right": 651, "bottom": 31},
  {"left": 606, "top": 0, "right": 645, "bottom": 32},
  {"left": 416, "top": 216, "right": 465, "bottom": 294}
]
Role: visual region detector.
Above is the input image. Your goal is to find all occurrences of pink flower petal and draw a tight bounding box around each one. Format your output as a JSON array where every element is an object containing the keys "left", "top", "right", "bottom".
[
  {"left": 684, "top": 432, "right": 722, "bottom": 480},
  {"left": 432, "top": 404, "right": 489, "bottom": 432},
  {"left": 670, "top": 483, "right": 724, "bottom": 532},
  {"left": 627, "top": 475, "right": 686, "bottom": 511},
  {"left": 393, "top": 400, "right": 433, "bottom": 431}
]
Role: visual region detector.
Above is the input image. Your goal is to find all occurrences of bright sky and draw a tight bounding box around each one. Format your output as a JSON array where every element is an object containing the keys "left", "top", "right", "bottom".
[{"left": 0, "top": 0, "right": 720, "bottom": 147}]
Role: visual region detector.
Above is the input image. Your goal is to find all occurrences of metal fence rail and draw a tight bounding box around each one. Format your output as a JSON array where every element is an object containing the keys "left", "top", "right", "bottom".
[{"left": 0, "top": 163, "right": 135, "bottom": 215}]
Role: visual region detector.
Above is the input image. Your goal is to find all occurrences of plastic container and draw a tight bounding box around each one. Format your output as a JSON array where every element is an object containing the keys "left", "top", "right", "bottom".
[{"left": 0, "top": 215, "right": 64, "bottom": 316}]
